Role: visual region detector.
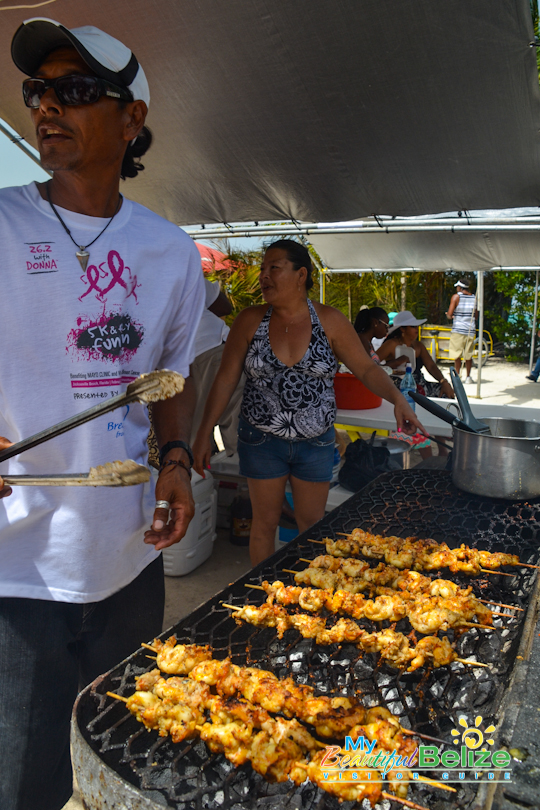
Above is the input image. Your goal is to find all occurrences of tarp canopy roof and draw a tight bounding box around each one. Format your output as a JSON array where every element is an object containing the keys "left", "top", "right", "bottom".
[
  {"left": 307, "top": 213, "right": 540, "bottom": 272},
  {"left": 1, "top": 0, "right": 540, "bottom": 225}
]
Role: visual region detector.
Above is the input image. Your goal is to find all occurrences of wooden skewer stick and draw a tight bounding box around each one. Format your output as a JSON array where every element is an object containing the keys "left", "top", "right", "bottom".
[
  {"left": 456, "top": 658, "right": 491, "bottom": 668},
  {"left": 145, "top": 655, "right": 157, "bottom": 660},
  {"left": 288, "top": 570, "right": 522, "bottom": 615},
  {"left": 300, "top": 558, "right": 314, "bottom": 563},
  {"left": 283, "top": 568, "right": 301, "bottom": 575},
  {"left": 222, "top": 603, "right": 241, "bottom": 611},
  {"left": 195, "top": 725, "right": 204, "bottom": 732},
  {"left": 462, "top": 621, "right": 495, "bottom": 631},
  {"left": 490, "top": 611, "right": 513, "bottom": 618},
  {"left": 480, "top": 568, "right": 514, "bottom": 577},
  {"left": 141, "top": 642, "right": 157, "bottom": 652},
  {"left": 400, "top": 728, "right": 447, "bottom": 745},
  {"left": 309, "top": 539, "right": 325, "bottom": 544},
  {"left": 478, "top": 598, "right": 523, "bottom": 611},
  {"left": 336, "top": 532, "right": 350, "bottom": 536},
  {"left": 245, "top": 584, "right": 266, "bottom": 591},
  {"left": 519, "top": 563, "right": 540, "bottom": 570},
  {"left": 381, "top": 793, "right": 430, "bottom": 810},
  {"left": 106, "top": 691, "right": 128, "bottom": 703},
  {"left": 415, "top": 774, "right": 456, "bottom": 792}
]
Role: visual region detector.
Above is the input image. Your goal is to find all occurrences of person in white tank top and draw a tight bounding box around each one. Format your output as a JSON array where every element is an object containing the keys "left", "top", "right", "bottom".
[{"left": 446, "top": 279, "right": 477, "bottom": 383}]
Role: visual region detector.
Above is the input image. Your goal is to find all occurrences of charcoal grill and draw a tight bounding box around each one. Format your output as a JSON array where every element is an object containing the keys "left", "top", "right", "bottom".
[{"left": 72, "top": 470, "right": 540, "bottom": 810}]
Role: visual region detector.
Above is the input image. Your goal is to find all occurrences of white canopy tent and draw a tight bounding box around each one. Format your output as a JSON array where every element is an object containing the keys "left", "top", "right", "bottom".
[{"left": 187, "top": 213, "right": 540, "bottom": 398}]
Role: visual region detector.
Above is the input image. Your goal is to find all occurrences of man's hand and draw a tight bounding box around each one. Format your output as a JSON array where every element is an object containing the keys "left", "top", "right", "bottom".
[
  {"left": 143, "top": 463, "right": 195, "bottom": 551},
  {"left": 0, "top": 477, "right": 11, "bottom": 500},
  {"left": 0, "top": 437, "right": 13, "bottom": 499},
  {"left": 394, "top": 398, "right": 427, "bottom": 436}
]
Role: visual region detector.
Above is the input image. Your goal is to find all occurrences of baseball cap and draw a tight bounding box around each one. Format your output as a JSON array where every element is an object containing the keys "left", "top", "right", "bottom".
[
  {"left": 387, "top": 310, "right": 427, "bottom": 335},
  {"left": 454, "top": 279, "right": 469, "bottom": 288},
  {"left": 11, "top": 18, "right": 150, "bottom": 108}
]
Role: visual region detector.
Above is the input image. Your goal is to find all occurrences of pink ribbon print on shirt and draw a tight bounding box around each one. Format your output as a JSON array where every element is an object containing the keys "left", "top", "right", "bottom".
[
  {"left": 79, "top": 249, "right": 140, "bottom": 303},
  {"left": 67, "top": 249, "right": 144, "bottom": 363}
]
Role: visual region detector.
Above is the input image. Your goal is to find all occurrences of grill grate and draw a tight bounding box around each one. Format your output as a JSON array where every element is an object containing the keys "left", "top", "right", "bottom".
[{"left": 76, "top": 470, "right": 540, "bottom": 809}]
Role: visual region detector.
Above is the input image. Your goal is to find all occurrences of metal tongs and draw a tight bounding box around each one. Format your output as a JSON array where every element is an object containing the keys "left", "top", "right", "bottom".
[
  {"left": 0, "top": 369, "right": 184, "bottom": 465},
  {"left": 2, "top": 461, "right": 151, "bottom": 487}
]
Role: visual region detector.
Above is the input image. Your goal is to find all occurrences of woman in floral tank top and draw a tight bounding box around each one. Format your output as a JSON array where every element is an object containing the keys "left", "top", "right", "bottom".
[{"left": 193, "top": 241, "right": 424, "bottom": 565}]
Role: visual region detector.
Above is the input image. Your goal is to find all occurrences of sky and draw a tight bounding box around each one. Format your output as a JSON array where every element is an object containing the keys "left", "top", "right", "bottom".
[{"left": 0, "top": 120, "right": 48, "bottom": 189}]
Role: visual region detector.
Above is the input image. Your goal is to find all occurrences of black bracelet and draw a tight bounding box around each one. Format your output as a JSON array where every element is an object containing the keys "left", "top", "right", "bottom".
[
  {"left": 159, "top": 458, "right": 192, "bottom": 479},
  {"left": 159, "top": 440, "right": 194, "bottom": 468}
]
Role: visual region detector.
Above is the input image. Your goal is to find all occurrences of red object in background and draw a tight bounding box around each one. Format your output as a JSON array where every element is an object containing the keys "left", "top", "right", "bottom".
[
  {"left": 334, "top": 372, "right": 382, "bottom": 409},
  {"left": 196, "top": 243, "right": 230, "bottom": 272}
]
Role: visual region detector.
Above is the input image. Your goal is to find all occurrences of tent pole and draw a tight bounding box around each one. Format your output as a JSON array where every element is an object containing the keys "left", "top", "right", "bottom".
[
  {"left": 0, "top": 120, "right": 51, "bottom": 175},
  {"left": 528, "top": 270, "right": 539, "bottom": 374},
  {"left": 475, "top": 271, "right": 484, "bottom": 399}
]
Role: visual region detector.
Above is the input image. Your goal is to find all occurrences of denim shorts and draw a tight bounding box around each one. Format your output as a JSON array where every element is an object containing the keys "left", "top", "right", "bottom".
[{"left": 237, "top": 418, "right": 335, "bottom": 482}]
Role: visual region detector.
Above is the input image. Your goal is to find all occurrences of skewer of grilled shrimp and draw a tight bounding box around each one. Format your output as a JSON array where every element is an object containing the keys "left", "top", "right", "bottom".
[
  {"left": 296, "top": 556, "right": 524, "bottom": 611},
  {"left": 311, "top": 531, "right": 526, "bottom": 574},
  {"left": 260, "top": 578, "right": 493, "bottom": 634},
  {"left": 224, "top": 603, "right": 489, "bottom": 671}
]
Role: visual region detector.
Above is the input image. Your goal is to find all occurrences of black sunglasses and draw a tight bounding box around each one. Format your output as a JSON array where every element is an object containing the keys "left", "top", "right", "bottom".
[{"left": 22, "top": 75, "right": 133, "bottom": 109}]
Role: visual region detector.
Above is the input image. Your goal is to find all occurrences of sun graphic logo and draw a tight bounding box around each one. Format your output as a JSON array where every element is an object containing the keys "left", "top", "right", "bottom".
[{"left": 451, "top": 716, "right": 496, "bottom": 750}]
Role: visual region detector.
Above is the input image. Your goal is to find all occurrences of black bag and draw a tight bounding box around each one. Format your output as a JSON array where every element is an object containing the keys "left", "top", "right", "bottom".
[{"left": 338, "top": 432, "right": 400, "bottom": 492}]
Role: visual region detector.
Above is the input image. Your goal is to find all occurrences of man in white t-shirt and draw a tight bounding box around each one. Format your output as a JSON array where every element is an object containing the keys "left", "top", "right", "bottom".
[
  {"left": 191, "top": 277, "right": 244, "bottom": 454},
  {"left": 0, "top": 19, "right": 204, "bottom": 810}
]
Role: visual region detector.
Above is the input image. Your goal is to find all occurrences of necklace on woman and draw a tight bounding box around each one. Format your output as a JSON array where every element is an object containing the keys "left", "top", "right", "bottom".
[{"left": 46, "top": 180, "right": 122, "bottom": 272}]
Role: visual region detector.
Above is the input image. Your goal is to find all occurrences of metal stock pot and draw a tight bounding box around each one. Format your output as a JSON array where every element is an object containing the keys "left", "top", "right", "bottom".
[{"left": 452, "top": 417, "right": 540, "bottom": 500}]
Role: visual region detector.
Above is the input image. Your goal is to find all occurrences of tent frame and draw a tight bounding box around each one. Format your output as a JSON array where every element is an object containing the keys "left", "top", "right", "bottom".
[{"left": 187, "top": 219, "right": 540, "bottom": 399}]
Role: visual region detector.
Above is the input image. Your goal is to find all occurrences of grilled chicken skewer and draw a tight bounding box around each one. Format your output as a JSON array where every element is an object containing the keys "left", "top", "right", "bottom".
[
  {"left": 262, "top": 578, "right": 493, "bottom": 634},
  {"left": 111, "top": 675, "right": 423, "bottom": 806},
  {"left": 200, "top": 695, "right": 412, "bottom": 803},
  {"left": 315, "top": 531, "right": 525, "bottom": 574},
  {"left": 141, "top": 640, "right": 448, "bottom": 742},
  {"left": 226, "top": 603, "right": 487, "bottom": 671},
  {"left": 112, "top": 669, "right": 211, "bottom": 742},
  {"left": 189, "top": 656, "right": 365, "bottom": 738}
]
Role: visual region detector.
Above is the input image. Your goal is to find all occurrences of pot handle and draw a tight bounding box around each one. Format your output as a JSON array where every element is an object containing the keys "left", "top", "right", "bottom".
[{"left": 410, "top": 392, "right": 459, "bottom": 427}]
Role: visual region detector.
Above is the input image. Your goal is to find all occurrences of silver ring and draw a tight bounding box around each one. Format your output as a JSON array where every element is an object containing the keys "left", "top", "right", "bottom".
[{"left": 155, "top": 500, "right": 170, "bottom": 510}]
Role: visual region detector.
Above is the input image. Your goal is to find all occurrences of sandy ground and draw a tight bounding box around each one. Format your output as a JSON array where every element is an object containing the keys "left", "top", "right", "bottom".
[
  {"left": 64, "top": 356, "right": 538, "bottom": 809},
  {"left": 431, "top": 355, "right": 540, "bottom": 406}
]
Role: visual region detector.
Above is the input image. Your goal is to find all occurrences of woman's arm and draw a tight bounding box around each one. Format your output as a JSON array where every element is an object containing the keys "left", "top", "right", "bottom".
[
  {"left": 320, "top": 307, "right": 426, "bottom": 435},
  {"left": 375, "top": 338, "right": 405, "bottom": 369},
  {"left": 192, "top": 308, "right": 262, "bottom": 473},
  {"left": 417, "top": 342, "right": 454, "bottom": 398}
]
